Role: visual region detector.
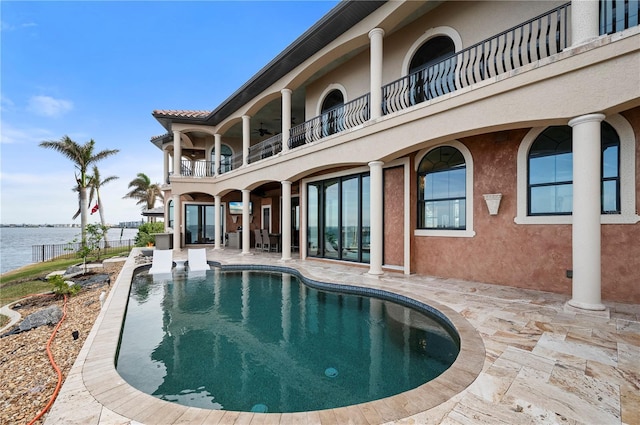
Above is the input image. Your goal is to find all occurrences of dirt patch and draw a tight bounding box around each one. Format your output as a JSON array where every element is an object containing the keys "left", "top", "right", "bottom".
[{"left": 0, "top": 264, "right": 123, "bottom": 425}]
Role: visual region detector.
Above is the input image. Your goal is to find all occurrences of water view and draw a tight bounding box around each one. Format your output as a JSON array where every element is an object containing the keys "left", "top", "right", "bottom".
[{"left": 0, "top": 227, "right": 138, "bottom": 274}]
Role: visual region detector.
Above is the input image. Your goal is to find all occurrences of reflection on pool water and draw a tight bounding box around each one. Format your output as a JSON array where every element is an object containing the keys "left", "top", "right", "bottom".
[{"left": 116, "top": 269, "right": 459, "bottom": 413}]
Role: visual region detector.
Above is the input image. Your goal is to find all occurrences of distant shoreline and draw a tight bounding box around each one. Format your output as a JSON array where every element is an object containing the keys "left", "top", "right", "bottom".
[
  {"left": 0, "top": 227, "right": 139, "bottom": 274},
  {"left": 0, "top": 224, "right": 142, "bottom": 229}
]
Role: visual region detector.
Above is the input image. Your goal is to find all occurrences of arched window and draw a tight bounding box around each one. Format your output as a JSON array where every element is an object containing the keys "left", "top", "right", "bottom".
[
  {"left": 168, "top": 200, "right": 174, "bottom": 229},
  {"left": 418, "top": 146, "right": 466, "bottom": 229},
  {"left": 321, "top": 89, "right": 344, "bottom": 136},
  {"left": 217, "top": 144, "right": 233, "bottom": 173},
  {"left": 410, "top": 36, "right": 456, "bottom": 73},
  {"left": 528, "top": 122, "right": 620, "bottom": 215},
  {"left": 409, "top": 36, "right": 456, "bottom": 103}
]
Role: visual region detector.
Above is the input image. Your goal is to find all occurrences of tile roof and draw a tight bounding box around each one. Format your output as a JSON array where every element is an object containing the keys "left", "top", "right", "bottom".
[
  {"left": 152, "top": 110, "right": 210, "bottom": 119},
  {"left": 150, "top": 133, "right": 169, "bottom": 141}
]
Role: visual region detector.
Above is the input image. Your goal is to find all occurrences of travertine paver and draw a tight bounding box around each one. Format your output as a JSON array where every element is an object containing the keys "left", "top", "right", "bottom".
[{"left": 44, "top": 248, "right": 640, "bottom": 425}]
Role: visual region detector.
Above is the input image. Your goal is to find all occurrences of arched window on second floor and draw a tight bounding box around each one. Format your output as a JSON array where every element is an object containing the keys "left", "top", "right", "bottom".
[
  {"left": 321, "top": 89, "right": 344, "bottom": 137},
  {"left": 409, "top": 35, "right": 456, "bottom": 104},
  {"left": 216, "top": 144, "right": 233, "bottom": 174}
]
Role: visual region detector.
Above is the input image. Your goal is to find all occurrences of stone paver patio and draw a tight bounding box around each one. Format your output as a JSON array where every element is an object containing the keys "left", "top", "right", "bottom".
[{"left": 44, "top": 248, "right": 639, "bottom": 424}]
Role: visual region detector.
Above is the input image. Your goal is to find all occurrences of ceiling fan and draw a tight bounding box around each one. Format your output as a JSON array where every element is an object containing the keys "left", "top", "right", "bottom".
[{"left": 253, "top": 123, "right": 272, "bottom": 137}]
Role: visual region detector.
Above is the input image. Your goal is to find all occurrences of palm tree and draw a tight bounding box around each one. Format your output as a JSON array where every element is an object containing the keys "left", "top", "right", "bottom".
[
  {"left": 123, "top": 173, "right": 164, "bottom": 221},
  {"left": 39, "top": 136, "right": 119, "bottom": 244},
  {"left": 88, "top": 165, "right": 119, "bottom": 247}
]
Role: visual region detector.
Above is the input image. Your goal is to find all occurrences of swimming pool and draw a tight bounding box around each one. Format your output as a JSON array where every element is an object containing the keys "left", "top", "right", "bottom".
[{"left": 116, "top": 268, "right": 460, "bottom": 413}]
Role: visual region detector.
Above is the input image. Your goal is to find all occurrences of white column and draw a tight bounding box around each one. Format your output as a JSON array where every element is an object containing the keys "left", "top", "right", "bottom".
[
  {"left": 568, "top": 113, "right": 606, "bottom": 311},
  {"left": 214, "top": 195, "right": 222, "bottom": 250},
  {"left": 204, "top": 137, "right": 213, "bottom": 176},
  {"left": 172, "top": 130, "right": 182, "bottom": 176},
  {"left": 241, "top": 189, "right": 251, "bottom": 254},
  {"left": 242, "top": 115, "right": 250, "bottom": 167},
  {"left": 214, "top": 133, "right": 221, "bottom": 176},
  {"left": 281, "top": 181, "right": 292, "bottom": 261},
  {"left": 163, "top": 148, "right": 169, "bottom": 183},
  {"left": 172, "top": 194, "right": 181, "bottom": 250},
  {"left": 571, "top": 0, "right": 600, "bottom": 46},
  {"left": 281, "top": 89, "right": 292, "bottom": 153},
  {"left": 368, "top": 161, "right": 384, "bottom": 275},
  {"left": 369, "top": 28, "right": 385, "bottom": 120}
]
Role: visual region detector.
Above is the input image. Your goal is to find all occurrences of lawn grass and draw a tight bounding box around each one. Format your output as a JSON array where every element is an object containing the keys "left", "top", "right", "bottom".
[
  {"left": 0, "top": 248, "right": 133, "bottom": 330},
  {"left": 0, "top": 249, "right": 131, "bottom": 307}
]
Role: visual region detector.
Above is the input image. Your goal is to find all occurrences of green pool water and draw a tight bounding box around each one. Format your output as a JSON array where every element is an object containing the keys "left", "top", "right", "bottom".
[{"left": 116, "top": 269, "right": 459, "bottom": 413}]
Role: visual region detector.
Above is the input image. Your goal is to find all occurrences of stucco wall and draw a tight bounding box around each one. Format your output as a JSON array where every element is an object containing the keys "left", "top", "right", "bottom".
[
  {"left": 305, "top": 1, "right": 565, "bottom": 122},
  {"left": 384, "top": 166, "right": 404, "bottom": 267},
  {"left": 411, "top": 107, "right": 640, "bottom": 303}
]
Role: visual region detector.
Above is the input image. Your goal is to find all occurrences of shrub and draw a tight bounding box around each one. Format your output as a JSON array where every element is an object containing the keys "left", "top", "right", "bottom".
[
  {"left": 49, "top": 274, "right": 81, "bottom": 296},
  {"left": 135, "top": 222, "right": 166, "bottom": 247}
]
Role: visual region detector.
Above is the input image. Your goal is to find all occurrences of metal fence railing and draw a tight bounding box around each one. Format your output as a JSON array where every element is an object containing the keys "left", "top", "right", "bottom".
[
  {"left": 32, "top": 239, "right": 135, "bottom": 263},
  {"left": 248, "top": 133, "right": 283, "bottom": 164},
  {"left": 289, "top": 93, "right": 370, "bottom": 149},
  {"left": 382, "top": 2, "right": 571, "bottom": 115}
]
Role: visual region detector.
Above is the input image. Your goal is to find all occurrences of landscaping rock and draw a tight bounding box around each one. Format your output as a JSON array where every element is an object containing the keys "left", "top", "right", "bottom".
[
  {"left": 70, "top": 273, "right": 110, "bottom": 288},
  {"left": 19, "top": 305, "right": 62, "bottom": 332},
  {"left": 0, "top": 260, "right": 123, "bottom": 425},
  {"left": 1, "top": 305, "right": 63, "bottom": 337}
]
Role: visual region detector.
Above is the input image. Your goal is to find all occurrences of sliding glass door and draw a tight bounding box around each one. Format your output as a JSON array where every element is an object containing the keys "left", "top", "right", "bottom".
[
  {"left": 307, "top": 172, "right": 370, "bottom": 263},
  {"left": 184, "top": 204, "right": 215, "bottom": 244}
]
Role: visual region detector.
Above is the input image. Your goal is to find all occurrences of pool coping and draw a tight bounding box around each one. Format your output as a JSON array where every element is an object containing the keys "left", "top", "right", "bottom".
[{"left": 48, "top": 249, "right": 485, "bottom": 424}]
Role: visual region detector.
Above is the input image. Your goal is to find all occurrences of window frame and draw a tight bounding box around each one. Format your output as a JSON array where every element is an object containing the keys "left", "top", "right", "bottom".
[
  {"left": 417, "top": 146, "right": 467, "bottom": 230},
  {"left": 515, "top": 114, "right": 638, "bottom": 225},
  {"left": 306, "top": 172, "right": 371, "bottom": 263},
  {"left": 526, "top": 126, "right": 575, "bottom": 216},
  {"left": 415, "top": 141, "right": 475, "bottom": 238}
]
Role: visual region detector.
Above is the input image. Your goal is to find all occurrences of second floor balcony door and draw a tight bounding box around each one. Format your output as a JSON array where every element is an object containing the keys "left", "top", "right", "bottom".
[
  {"left": 321, "top": 90, "right": 344, "bottom": 137},
  {"left": 409, "top": 35, "right": 456, "bottom": 104}
]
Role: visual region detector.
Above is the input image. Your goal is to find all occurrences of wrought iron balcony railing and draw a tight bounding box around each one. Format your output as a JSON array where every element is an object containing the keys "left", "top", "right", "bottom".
[
  {"left": 218, "top": 152, "right": 243, "bottom": 175},
  {"left": 174, "top": 1, "right": 639, "bottom": 178},
  {"left": 601, "top": 0, "right": 640, "bottom": 34},
  {"left": 289, "top": 94, "right": 370, "bottom": 149},
  {"left": 383, "top": 2, "right": 571, "bottom": 115},
  {"left": 248, "top": 133, "right": 283, "bottom": 164},
  {"left": 180, "top": 159, "right": 215, "bottom": 177}
]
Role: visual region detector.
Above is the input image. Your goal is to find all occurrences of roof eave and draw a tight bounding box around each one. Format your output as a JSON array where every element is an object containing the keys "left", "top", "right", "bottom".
[{"left": 203, "top": 0, "right": 386, "bottom": 126}]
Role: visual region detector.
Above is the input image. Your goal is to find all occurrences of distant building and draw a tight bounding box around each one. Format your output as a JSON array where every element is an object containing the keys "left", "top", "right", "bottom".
[
  {"left": 118, "top": 221, "right": 144, "bottom": 229},
  {"left": 141, "top": 207, "right": 164, "bottom": 223}
]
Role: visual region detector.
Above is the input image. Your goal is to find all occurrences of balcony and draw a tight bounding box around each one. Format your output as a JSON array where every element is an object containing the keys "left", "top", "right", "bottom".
[
  {"left": 248, "top": 133, "right": 282, "bottom": 164},
  {"left": 383, "top": 3, "right": 571, "bottom": 114},
  {"left": 289, "top": 93, "right": 370, "bottom": 149},
  {"left": 182, "top": 1, "right": 638, "bottom": 179},
  {"left": 180, "top": 159, "right": 214, "bottom": 177}
]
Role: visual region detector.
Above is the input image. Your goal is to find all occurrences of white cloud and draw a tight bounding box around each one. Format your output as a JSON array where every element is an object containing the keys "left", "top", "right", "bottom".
[
  {"left": 0, "top": 170, "right": 142, "bottom": 225},
  {"left": 27, "top": 95, "right": 73, "bottom": 117},
  {"left": 0, "top": 154, "right": 164, "bottom": 225},
  {"left": 0, "top": 121, "right": 53, "bottom": 144},
  {"left": 0, "top": 95, "right": 15, "bottom": 112},
  {"left": 1, "top": 21, "right": 37, "bottom": 32}
]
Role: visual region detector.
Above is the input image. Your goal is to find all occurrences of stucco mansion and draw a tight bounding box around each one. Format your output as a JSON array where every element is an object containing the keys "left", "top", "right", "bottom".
[{"left": 149, "top": 1, "right": 640, "bottom": 307}]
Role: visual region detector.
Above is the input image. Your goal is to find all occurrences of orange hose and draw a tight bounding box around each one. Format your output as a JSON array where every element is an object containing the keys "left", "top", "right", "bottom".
[{"left": 27, "top": 294, "right": 68, "bottom": 425}]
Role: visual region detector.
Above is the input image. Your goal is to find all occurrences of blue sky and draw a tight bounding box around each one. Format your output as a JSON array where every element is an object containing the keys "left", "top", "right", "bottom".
[{"left": 0, "top": 0, "right": 338, "bottom": 225}]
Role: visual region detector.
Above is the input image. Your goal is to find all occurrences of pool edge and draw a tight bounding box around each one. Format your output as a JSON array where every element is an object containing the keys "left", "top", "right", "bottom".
[{"left": 45, "top": 249, "right": 485, "bottom": 425}]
